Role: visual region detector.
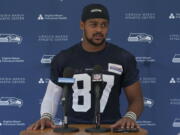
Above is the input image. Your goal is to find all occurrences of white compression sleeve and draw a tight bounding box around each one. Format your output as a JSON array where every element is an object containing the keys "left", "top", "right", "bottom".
[{"left": 40, "top": 80, "right": 63, "bottom": 118}]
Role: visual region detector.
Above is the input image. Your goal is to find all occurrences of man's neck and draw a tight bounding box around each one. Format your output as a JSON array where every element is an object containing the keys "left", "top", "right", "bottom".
[{"left": 81, "top": 40, "right": 106, "bottom": 52}]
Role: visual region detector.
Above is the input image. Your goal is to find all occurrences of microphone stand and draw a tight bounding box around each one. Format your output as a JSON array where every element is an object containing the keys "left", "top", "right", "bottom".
[
  {"left": 85, "top": 82, "right": 110, "bottom": 133},
  {"left": 53, "top": 85, "right": 79, "bottom": 133}
]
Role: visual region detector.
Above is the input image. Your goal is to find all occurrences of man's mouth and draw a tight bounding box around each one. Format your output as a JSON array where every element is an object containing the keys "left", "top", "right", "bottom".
[{"left": 93, "top": 34, "right": 104, "bottom": 39}]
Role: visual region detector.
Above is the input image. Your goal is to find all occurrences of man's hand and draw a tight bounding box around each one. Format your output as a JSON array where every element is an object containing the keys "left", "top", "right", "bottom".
[
  {"left": 27, "top": 118, "right": 58, "bottom": 130},
  {"left": 110, "top": 117, "right": 140, "bottom": 129}
]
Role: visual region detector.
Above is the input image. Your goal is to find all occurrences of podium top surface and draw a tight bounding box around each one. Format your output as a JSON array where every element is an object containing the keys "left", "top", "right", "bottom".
[{"left": 20, "top": 124, "right": 148, "bottom": 135}]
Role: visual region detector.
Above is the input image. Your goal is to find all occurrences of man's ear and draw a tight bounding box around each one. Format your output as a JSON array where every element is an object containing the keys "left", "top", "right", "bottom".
[{"left": 80, "top": 21, "right": 84, "bottom": 30}]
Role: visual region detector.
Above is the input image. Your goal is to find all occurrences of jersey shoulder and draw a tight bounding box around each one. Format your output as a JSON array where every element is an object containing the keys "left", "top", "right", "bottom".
[
  {"left": 107, "top": 42, "right": 135, "bottom": 59},
  {"left": 56, "top": 43, "right": 80, "bottom": 57},
  {"left": 53, "top": 43, "right": 81, "bottom": 61}
]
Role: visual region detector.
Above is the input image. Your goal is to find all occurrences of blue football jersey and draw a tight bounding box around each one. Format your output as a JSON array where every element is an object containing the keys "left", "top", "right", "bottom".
[{"left": 50, "top": 42, "right": 139, "bottom": 124}]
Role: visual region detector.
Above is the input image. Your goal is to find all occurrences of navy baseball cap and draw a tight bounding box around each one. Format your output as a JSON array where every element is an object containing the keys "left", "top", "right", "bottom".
[{"left": 81, "top": 4, "right": 110, "bottom": 22}]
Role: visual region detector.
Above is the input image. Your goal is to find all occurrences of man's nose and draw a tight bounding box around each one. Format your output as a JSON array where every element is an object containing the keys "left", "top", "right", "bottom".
[{"left": 95, "top": 25, "right": 103, "bottom": 32}]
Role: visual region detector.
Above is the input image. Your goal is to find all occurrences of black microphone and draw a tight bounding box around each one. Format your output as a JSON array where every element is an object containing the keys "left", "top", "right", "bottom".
[
  {"left": 92, "top": 65, "right": 103, "bottom": 128},
  {"left": 60, "top": 67, "right": 74, "bottom": 128},
  {"left": 85, "top": 65, "right": 110, "bottom": 133},
  {"left": 53, "top": 67, "right": 79, "bottom": 133}
]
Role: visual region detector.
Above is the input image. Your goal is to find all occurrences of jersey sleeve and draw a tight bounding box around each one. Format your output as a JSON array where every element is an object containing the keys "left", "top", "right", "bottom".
[
  {"left": 121, "top": 54, "right": 139, "bottom": 88},
  {"left": 50, "top": 52, "right": 65, "bottom": 87},
  {"left": 40, "top": 80, "right": 63, "bottom": 118}
]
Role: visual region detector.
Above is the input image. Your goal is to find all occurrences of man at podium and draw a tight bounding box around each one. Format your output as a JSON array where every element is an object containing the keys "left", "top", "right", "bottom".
[{"left": 27, "top": 3, "right": 144, "bottom": 131}]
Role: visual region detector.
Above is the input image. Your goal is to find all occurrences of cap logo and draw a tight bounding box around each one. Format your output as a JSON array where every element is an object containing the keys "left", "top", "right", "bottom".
[{"left": 91, "top": 9, "right": 102, "bottom": 13}]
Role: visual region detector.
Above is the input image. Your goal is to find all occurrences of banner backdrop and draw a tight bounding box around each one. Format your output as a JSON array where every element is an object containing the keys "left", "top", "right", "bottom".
[{"left": 0, "top": 0, "right": 180, "bottom": 135}]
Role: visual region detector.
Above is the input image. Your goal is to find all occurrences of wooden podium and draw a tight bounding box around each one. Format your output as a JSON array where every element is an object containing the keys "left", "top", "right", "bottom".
[{"left": 20, "top": 124, "right": 148, "bottom": 135}]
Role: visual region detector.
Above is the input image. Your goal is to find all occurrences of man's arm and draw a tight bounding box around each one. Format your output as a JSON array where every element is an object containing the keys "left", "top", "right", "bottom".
[
  {"left": 124, "top": 81, "right": 144, "bottom": 119},
  {"left": 41, "top": 80, "right": 63, "bottom": 118},
  {"left": 111, "top": 81, "right": 144, "bottom": 129},
  {"left": 27, "top": 80, "right": 63, "bottom": 130}
]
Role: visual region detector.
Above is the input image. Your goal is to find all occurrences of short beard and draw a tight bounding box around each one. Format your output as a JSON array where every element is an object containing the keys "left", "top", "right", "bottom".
[{"left": 84, "top": 31, "right": 106, "bottom": 46}]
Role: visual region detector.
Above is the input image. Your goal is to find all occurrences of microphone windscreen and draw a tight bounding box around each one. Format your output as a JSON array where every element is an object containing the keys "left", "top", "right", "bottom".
[
  {"left": 63, "top": 67, "right": 74, "bottom": 78},
  {"left": 93, "top": 65, "right": 103, "bottom": 74}
]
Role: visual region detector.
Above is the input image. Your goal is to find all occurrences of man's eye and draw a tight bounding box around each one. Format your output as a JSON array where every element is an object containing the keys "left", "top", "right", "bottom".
[
  {"left": 88, "top": 23, "right": 97, "bottom": 27},
  {"left": 101, "top": 24, "right": 107, "bottom": 27}
]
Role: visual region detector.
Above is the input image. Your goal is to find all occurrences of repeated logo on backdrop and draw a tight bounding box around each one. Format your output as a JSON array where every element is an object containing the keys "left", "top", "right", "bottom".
[
  {"left": 0, "top": 57, "right": 24, "bottom": 63},
  {"left": 0, "top": 97, "right": 23, "bottom": 108},
  {"left": 169, "top": 34, "right": 180, "bottom": 41},
  {"left": 128, "top": 33, "right": 153, "bottom": 44},
  {"left": 41, "top": 55, "right": 55, "bottom": 64},
  {"left": 172, "top": 54, "right": 180, "bottom": 63},
  {"left": 144, "top": 97, "right": 154, "bottom": 108},
  {"left": 137, "top": 120, "right": 157, "bottom": 127},
  {"left": 53, "top": 118, "right": 62, "bottom": 125},
  {"left": 38, "top": 78, "right": 49, "bottom": 84},
  {"left": 0, "top": 77, "right": 26, "bottom": 84},
  {"left": 140, "top": 77, "right": 157, "bottom": 84},
  {"left": 136, "top": 57, "right": 156, "bottom": 63},
  {"left": 38, "top": 35, "right": 69, "bottom": 42},
  {"left": 0, "top": 120, "right": 25, "bottom": 127},
  {"left": 0, "top": 34, "right": 23, "bottom": 44},
  {"left": 0, "top": 14, "right": 24, "bottom": 21},
  {"left": 37, "top": 14, "right": 68, "bottom": 21},
  {"left": 170, "top": 98, "right": 180, "bottom": 105},
  {"left": 169, "top": 77, "right": 180, "bottom": 84},
  {"left": 169, "top": 13, "right": 180, "bottom": 20},
  {"left": 124, "top": 13, "right": 156, "bottom": 20},
  {"left": 172, "top": 118, "right": 180, "bottom": 127}
]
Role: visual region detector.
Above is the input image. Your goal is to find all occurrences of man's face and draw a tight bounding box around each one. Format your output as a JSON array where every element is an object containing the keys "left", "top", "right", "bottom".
[{"left": 80, "top": 18, "right": 109, "bottom": 46}]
